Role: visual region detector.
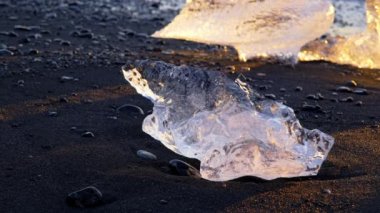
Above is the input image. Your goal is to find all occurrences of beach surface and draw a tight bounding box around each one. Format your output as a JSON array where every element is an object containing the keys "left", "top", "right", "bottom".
[{"left": 0, "top": 1, "right": 379, "bottom": 212}]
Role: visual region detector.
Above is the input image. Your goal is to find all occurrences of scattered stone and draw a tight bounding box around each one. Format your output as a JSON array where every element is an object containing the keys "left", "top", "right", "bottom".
[
  {"left": 301, "top": 103, "right": 322, "bottom": 112},
  {"left": 159, "top": 199, "right": 168, "bottom": 205},
  {"left": 48, "top": 111, "right": 58, "bottom": 116},
  {"left": 116, "top": 104, "right": 144, "bottom": 115},
  {"left": 14, "top": 25, "right": 40, "bottom": 32},
  {"left": 66, "top": 186, "right": 103, "bottom": 208},
  {"left": 60, "top": 40, "right": 71, "bottom": 46},
  {"left": 336, "top": 86, "right": 352, "bottom": 93},
  {"left": 353, "top": 88, "right": 369, "bottom": 95},
  {"left": 346, "top": 80, "right": 357, "bottom": 87},
  {"left": 295, "top": 86, "right": 303, "bottom": 92},
  {"left": 0, "top": 49, "right": 14, "bottom": 56},
  {"left": 60, "top": 76, "right": 75, "bottom": 82},
  {"left": 60, "top": 97, "right": 69, "bottom": 103},
  {"left": 355, "top": 101, "right": 363, "bottom": 106},
  {"left": 323, "top": 189, "right": 332, "bottom": 194},
  {"left": 169, "top": 159, "right": 201, "bottom": 178},
  {"left": 81, "top": 131, "right": 95, "bottom": 138},
  {"left": 0, "top": 31, "right": 18, "bottom": 37},
  {"left": 306, "top": 94, "right": 319, "bottom": 100},
  {"left": 28, "top": 49, "right": 39, "bottom": 55},
  {"left": 264, "top": 94, "right": 276, "bottom": 100},
  {"left": 339, "top": 97, "right": 354, "bottom": 103},
  {"left": 136, "top": 150, "right": 157, "bottom": 160},
  {"left": 279, "top": 88, "right": 286, "bottom": 92}
]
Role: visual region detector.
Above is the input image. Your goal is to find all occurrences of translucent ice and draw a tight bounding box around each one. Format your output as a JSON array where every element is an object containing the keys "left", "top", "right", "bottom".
[
  {"left": 122, "top": 61, "right": 335, "bottom": 181},
  {"left": 153, "top": 0, "right": 334, "bottom": 62}
]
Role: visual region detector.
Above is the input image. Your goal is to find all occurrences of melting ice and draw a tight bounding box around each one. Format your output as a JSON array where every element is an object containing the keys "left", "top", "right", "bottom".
[
  {"left": 122, "top": 61, "right": 335, "bottom": 181},
  {"left": 153, "top": 0, "right": 380, "bottom": 69}
]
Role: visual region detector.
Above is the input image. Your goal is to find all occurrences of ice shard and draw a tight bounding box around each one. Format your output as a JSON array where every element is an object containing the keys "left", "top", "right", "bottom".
[
  {"left": 300, "top": 0, "right": 380, "bottom": 69},
  {"left": 152, "top": 0, "right": 334, "bottom": 62},
  {"left": 122, "top": 61, "right": 335, "bottom": 181}
]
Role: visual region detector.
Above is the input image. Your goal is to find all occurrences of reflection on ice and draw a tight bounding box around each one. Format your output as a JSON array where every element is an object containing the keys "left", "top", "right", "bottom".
[{"left": 122, "top": 61, "right": 335, "bottom": 181}]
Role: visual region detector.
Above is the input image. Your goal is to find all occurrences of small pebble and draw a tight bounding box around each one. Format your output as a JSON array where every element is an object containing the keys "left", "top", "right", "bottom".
[
  {"left": 159, "top": 199, "right": 168, "bottom": 205},
  {"left": 339, "top": 97, "right": 354, "bottom": 103},
  {"left": 81, "top": 132, "right": 95, "bottom": 138},
  {"left": 353, "top": 88, "right": 369, "bottom": 95},
  {"left": 0, "top": 49, "right": 14, "bottom": 56},
  {"left": 66, "top": 186, "right": 103, "bottom": 208},
  {"left": 264, "top": 94, "right": 276, "bottom": 100},
  {"left": 336, "top": 86, "right": 352, "bottom": 93},
  {"left": 116, "top": 104, "right": 144, "bottom": 115},
  {"left": 323, "top": 189, "right": 332, "bottom": 194},
  {"left": 169, "top": 159, "right": 201, "bottom": 178},
  {"left": 48, "top": 111, "right": 58, "bottom": 116},
  {"left": 355, "top": 101, "right": 363, "bottom": 106},
  {"left": 295, "top": 86, "right": 303, "bottom": 92},
  {"left": 346, "top": 80, "right": 357, "bottom": 87},
  {"left": 136, "top": 150, "right": 157, "bottom": 160}
]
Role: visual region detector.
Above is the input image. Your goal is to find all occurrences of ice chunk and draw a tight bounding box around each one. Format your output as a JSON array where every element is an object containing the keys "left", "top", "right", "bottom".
[
  {"left": 300, "top": 0, "right": 380, "bottom": 69},
  {"left": 122, "top": 61, "right": 335, "bottom": 181},
  {"left": 152, "top": 0, "right": 334, "bottom": 62}
]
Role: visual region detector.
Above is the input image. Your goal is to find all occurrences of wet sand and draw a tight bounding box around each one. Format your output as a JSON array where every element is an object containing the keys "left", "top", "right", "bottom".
[{"left": 0, "top": 1, "right": 379, "bottom": 212}]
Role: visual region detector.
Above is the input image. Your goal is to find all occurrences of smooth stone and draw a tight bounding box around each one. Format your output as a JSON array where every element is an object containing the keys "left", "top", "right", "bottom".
[
  {"left": 339, "top": 97, "right": 354, "bottom": 103},
  {"left": 353, "top": 88, "right": 369, "bottom": 95},
  {"left": 81, "top": 132, "right": 95, "bottom": 138},
  {"left": 169, "top": 159, "right": 201, "bottom": 178},
  {"left": 136, "top": 150, "right": 157, "bottom": 160},
  {"left": 301, "top": 103, "right": 322, "bottom": 112},
  {"left": 336, "top": 86, "right": 352, "bottom": 93},
  {"left": 66, "top": 186, "right": 103, "bottom": 208},
  {"left": 116, "top": 104, "right": 144, "bottom": 115},
  {"left": 0, "top": 49, "right": 14, "bottom": 56},
  {"left": 295, "top": 86, "right": 303, "bottom": 92},
  {"left": 48, "top": 111, "right": 58, "bottom": 116},
  {"left": 355, "top": 101, "right": 363, "bottom": 106},
  {"left": 264, "top": 94, "right": 276, "bottom": 100}
]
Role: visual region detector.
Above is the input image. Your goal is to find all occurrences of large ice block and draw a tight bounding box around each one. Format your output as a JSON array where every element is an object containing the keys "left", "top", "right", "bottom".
[
  {"left": 122, "top": 61, "right": 335, "bottom": 181},
  {"left": 152, "top": 0, "right": 334, "bottom": 62}
]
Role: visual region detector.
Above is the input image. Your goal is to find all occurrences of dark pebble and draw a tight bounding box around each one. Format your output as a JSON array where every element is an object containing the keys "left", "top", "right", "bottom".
[
  {"left": 159, "top": 199, "right": 168, "bottom": 205},
  {"left": 169, "top": 159, "right": 201, "bottom": 178},
  {"left": 60, "top": 97, "right": 69, "bottom": 103},
  {"left": 81, "top": 131, "right": 95, "bottom": 138},
  {"left": 355, "top": 101, "right": 363, "bottom": 106},
  {"left": 339, "top": 97, "right": 354, "bottom": 103},
  {"left": 336, "top": 86, "right": 352, "bottom": 93},
  {"left": 264, "top": 94, "right": 276, "bottom": 100},
  {"left": 0, "top": 49, "right": 14, "bottom": 56},
  {"left": 301, "top": 103, "right": 322, "bottom": 112},
  {"left": 295, "top": 86, "right": 303, "bottom": 92},
  {"left": 28, "top": 49, "right": 39, "bottom": 55},
  {"left": 116, "top": 104, "right": 144, "bottom": 115},
  {"left": 353, "top": 88, "right": 369, "bottom": 95},
  {"left": 136, "top": 150, "right": 157, "bottom": 160},
  {"left": 14, "top": 25, "right": 40, "bottom": 32},
  {"left": 306, "top": 94, "right": 319, "bottom": 100},
  {"left": 66, "top": 186, "right": 103, "bottom": 208}
]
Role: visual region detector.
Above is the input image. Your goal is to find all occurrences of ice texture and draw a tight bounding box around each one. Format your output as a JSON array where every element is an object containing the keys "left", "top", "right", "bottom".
[
  {"left": 152, "top": 0, "right": 334, "bottom": 62},
  {"left": 122, "top": 61, "right": 335, "bottom": 181},
  {"left": 300, "top": 0, "right": 380, "bottom": 69}
]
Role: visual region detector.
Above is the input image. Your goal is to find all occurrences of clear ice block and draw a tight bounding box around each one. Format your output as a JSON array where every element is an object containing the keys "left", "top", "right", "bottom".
[{"left": 122, "top": 61, "right": 335, "bottom": 181}]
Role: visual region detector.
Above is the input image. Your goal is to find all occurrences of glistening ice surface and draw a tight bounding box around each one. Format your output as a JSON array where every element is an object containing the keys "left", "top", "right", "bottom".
[
  {"left": 122, "top": 61, "right": 335, "bottom": 181},
  {"left": 153, "top": 0, "right": 334, "bottom": 62}
]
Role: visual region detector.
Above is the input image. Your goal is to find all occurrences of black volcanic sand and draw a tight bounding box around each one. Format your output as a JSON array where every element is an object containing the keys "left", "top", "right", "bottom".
[{"left": 0, "top": 1, "right": 379, "bottom": 212}]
